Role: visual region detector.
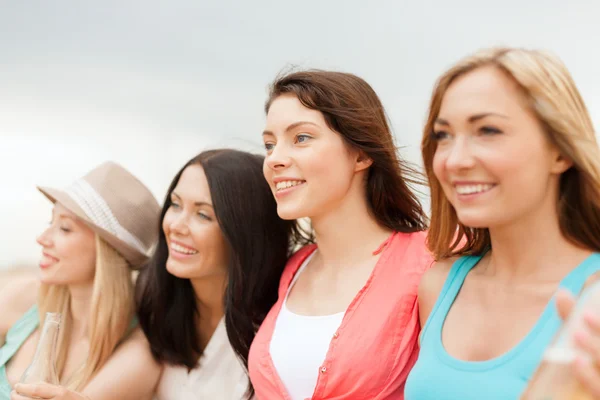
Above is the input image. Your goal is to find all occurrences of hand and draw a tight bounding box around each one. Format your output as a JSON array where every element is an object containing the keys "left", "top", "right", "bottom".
[
  {"left": 556, "top": 289, "right": 600, "bottom": 397},
  {"left": 10, "top": 383, "right": 91, "bottom": 400}
]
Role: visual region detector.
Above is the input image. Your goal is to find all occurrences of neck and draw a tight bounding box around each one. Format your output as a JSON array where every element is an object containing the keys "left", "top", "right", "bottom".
[
  {"left": 67, "top": 282, "right": 94, "bottom": 339},
  {"left": 311, "top": 178, "right": 392, "bottom": 269},
  {"left": 190, "top": 274, "right": 227, "bottom": 336},
  {"left": 486, "top": 194, "right": 590, "bottom": 282}
]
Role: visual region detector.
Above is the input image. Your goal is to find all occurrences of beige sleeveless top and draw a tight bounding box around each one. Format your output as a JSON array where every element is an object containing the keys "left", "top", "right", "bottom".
[{"left": 154, "top": 318, "right": 248, "bottom": 400}]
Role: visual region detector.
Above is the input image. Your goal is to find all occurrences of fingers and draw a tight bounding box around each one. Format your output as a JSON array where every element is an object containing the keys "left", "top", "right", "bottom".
[
  {"left": 13, "top": 383, "right": 62, "bottom": 399},
  {"left": 555, "top": 288, "right": 576, "bottom": 321},
  {"left": 10, "top": 390, "right": 34, "bottom": 400},
  {"left": 574, "top": 356, "right": 600, "bottom": 397}
]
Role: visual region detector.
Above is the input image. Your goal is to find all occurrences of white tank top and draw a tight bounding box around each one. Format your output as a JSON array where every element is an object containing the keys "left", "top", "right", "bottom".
[{"left": 269, "top": 251, "right": 346, "bottom": 400}]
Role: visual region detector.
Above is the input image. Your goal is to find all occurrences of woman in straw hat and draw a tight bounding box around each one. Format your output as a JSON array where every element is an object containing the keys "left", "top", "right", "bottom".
[
  {"left": 135, "top": 149, "right": 308, "bottom": 399},
  {"left": 2, "top": 161, "right": 162, "bottom": 400},
  {"left": 404, "top": 47, "right": 600, "bottom": 399}
]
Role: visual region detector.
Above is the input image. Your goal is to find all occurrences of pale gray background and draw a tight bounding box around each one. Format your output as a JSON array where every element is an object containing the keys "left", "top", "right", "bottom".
[{"left": 2, "top": 0, "right": 599, "bottom": 269}]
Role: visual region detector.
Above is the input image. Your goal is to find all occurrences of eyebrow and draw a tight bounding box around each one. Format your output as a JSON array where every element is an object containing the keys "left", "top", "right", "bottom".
[
  {"left": 262, "top": 121, "right": 319, "bottom": 136},
  {"left": 435, "top": 112, "right": 509, "bottom": 126},
  {"left": 171, "top": 192, "right": 213, "bottom": 207}
]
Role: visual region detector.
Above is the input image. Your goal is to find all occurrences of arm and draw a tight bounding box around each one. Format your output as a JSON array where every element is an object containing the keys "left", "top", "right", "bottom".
[
  {"left": 12, "top": 329, "right": 162, "bottom": 400},
  {"left": 82, "top": 329, "right": 162, "bottom": 399}
]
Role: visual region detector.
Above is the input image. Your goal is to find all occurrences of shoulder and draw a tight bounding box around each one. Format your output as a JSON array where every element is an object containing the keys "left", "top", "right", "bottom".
[
  {"left": 278, "top": 245, "right": 317, "bottom": 291},
  {"left": 0, "top": 275, "right": 39, "bottom": 336},
  {"left": 83, "top": 328, "right": 162, "bottom": 398},
  {"left": 417, "top": 256, "right": 459, "bottom": 326}
]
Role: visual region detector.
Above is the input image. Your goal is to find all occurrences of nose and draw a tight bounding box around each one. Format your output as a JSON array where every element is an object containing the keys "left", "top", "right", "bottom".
[
  {"left": 169, "top": 211, "right": 190, "bottom": 236},
  {"left": 265, "top": 142, "right": 292, "bottom": 171},
  {"left": 445, "top": 135, "right": 476, "bottom": 172},
  {"left": 36, "top": 226, "right": 53, "bottom": 248}
]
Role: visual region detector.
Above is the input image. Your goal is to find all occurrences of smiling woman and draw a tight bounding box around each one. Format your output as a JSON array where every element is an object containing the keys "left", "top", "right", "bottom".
[
  {"left": 405, "top": 47, "right": 600, "bottom": 400},
  {"left": 135, "top": 149, "right": 308, "bottom": 399},
  {"left": 0, "top": 161, "right": 162, "bottom": 400},
  {"left": 249, "top": 69, "right": 432, "bottom": 400}
]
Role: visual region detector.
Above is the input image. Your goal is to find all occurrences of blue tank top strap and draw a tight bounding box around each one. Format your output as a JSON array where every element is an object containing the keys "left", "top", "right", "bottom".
[
  {"left": 0, "top": 305, "right": 40, "bottom": 398},
  {"left": 0, "top": 305, "right": 39, "bottom": 366},
  {"left": 420, "top": 255, "right": 483, "bottom": 342},
  {"left": 559, "top": 253, "right": 600, "bottom": 295}
]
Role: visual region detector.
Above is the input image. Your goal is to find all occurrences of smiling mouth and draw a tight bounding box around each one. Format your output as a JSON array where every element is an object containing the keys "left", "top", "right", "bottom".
[
  {"left": 275, "top": 180, "right": 306, "bottom": 192},
  {"left": 170, "top": 242, "right": 199, "bottom": 255},
  {"left": 454, "top": 183, "right": 496, "bottom": 195}
]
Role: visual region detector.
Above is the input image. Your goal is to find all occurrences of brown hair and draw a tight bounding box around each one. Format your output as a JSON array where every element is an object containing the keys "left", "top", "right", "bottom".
[
  {"left": 422, "top": 47, "right": 600, "bottom": 260},
  {"left": 266, "top": 69, "right": 428, "bottom": 233}
]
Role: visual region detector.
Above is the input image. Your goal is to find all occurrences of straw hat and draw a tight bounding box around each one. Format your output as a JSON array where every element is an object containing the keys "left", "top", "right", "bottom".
[{"left": 38, "top": 161, "right": 161, "bottom": 269}]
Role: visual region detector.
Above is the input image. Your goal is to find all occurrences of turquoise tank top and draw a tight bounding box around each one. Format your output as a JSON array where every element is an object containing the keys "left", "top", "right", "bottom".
[
  {"left": 0, "top": 305, "right": 137, "bottom": 399},
  {"left": 405, "top": 253, "right": 600, "bottom": 400},
  {"left": 0, "top": 305, "right": 40, "bottom": 399}
]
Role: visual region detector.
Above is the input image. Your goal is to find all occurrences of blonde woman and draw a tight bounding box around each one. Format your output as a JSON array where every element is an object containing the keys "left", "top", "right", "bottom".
[
  {"left": 0, "top": 162, "right": 162, "bottom": 400},
  {"left": 405, "top": 48, "right": 600, "bottom": 399}
]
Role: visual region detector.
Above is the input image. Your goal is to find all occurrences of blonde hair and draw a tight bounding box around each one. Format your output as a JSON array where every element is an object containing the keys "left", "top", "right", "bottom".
[
  {"left": 422, "top": 47, "right": 600, "bottom": 260},
  {"left": 37, "top": 235, "right": 134, "bottom": 390}
]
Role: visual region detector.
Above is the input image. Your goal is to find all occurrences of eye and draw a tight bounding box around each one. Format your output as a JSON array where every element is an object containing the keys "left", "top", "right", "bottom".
[
  {"left": 480, "top": 126, "right": 502, "bottom": 135},
  {"left": 264, "top": 142, "right": 275, "bottom": 152},
  {"left": 295, "top": 134, "right": 312, "bottom": 144},
  {"left": 170, "top": 201, "right": 180, "bottom": 209},
  {"left": 197, "top": 212, "right": 212, "bottom": 221},
  {"left": 60, "top": 226, "right": 71, "bottom": 233},
  {"left": 431, "top": 130, "right": 450, "bottom": 141}
]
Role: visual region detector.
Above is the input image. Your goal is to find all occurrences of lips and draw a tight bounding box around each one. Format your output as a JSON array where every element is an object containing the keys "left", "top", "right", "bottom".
[
  {"left": 275, "top": 180, "right": 305, "bottom": 192},
  {"left": 169, "top": 240, "right": 199, "bottom": 256},
  {"left": 454, "top": 183, "right": 496, "bottom": 195},
  {"left": 40, "top": 252, "right": 59, "bottom": 269}
]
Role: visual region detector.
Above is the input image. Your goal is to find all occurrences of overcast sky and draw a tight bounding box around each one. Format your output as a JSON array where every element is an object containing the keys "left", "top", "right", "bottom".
[{"left": 2, "top": 0, "right": 599, "bottom": 270}]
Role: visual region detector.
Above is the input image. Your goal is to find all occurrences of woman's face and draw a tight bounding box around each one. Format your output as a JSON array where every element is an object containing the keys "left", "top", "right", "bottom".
[
  {"left": 163, "top": 165, "right": 229, "bottom": 280},
  {"left": 432, "top": 66, "right": 570, "bottom": 229},
  {"left": 36, "top": 203, "right": 97, "bottom": 285},
  {"left": 262, "top": 93, "right": 369, "bottom": 220}
]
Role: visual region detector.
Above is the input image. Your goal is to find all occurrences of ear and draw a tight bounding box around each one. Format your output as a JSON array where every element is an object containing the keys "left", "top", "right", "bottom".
[
  {"left": 355, "top": 151, "right": 373, "bottom": 172},
  {"left": 550, "top": 152, "right": 573, "bottom": 174}
]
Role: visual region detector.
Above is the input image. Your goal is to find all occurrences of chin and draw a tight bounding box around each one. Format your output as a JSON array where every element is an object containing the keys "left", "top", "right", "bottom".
[
  {"left": 455, "top": 210, "right": 495, "bottom": 229},
  {"left": 166, "top": 259, "right": 201, "bottom": 280},
  {"left": 276, "top": 204, "right": 308, "bottom": 221}
]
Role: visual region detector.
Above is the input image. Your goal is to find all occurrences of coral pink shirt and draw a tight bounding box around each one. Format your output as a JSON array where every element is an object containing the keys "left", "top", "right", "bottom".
[{"left": 248, "top": 231, "right": 433, "bottom": 400}]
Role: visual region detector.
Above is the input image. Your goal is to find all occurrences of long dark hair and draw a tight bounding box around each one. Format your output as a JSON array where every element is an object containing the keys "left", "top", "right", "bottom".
[
  {"left": 266, "top": 69, "right": 428, "bottom": 232},
  {"left": 136, "top": 149, "right": 308, "bottom": 397}
]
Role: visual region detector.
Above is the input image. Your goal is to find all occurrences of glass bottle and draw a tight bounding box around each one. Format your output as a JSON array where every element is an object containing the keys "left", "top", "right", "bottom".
[
  {"left": 521, "top": 282, "right": 600, "bottom": 400},
  {"left": 19, "top": 312, "right": 61, "bottom": 386}
]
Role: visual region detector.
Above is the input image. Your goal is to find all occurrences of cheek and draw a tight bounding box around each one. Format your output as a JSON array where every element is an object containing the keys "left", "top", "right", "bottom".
[
  {"left": 58, "top": 236, "right": 96, "bottom": 280},
  {"left": 190, "top": 225, "right": 228, "bottom": 267},
  {"left": 263, "top": 160, "right": 272, "bottom": 181},
  {"left": 432, "top": 149, "right": 451, "bottom": 194},
  {"left": 162, "top": 210, "right": 175, "bottom": 237}
]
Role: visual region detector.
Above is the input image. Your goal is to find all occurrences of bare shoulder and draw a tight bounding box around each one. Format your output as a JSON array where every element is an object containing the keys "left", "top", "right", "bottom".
[
  {"left": 113, "top": 328, "right": 159, "bottom": 363},
  {"left": 0, "top": 276, "right": 39, "bottom": 335},
  {"left": 83, "top": 328, "right": 162, "bottom": 399},
  {"left": 418, "top": 257, "right": 459, "bottom": 326}
]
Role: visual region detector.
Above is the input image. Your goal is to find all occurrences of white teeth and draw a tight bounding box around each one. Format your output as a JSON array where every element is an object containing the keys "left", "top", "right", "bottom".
[
  {"left": 171, "top": 243, "right": 198, "bottom": 255},
  {"left": 42, "top": 255, "right": 58, "bottom": 263},
  {"left": 455, "top": 184, "right": 494, "bottom": 195},
  {"left": 275, "top": 180, "right": 304, "bottom": 191}
]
